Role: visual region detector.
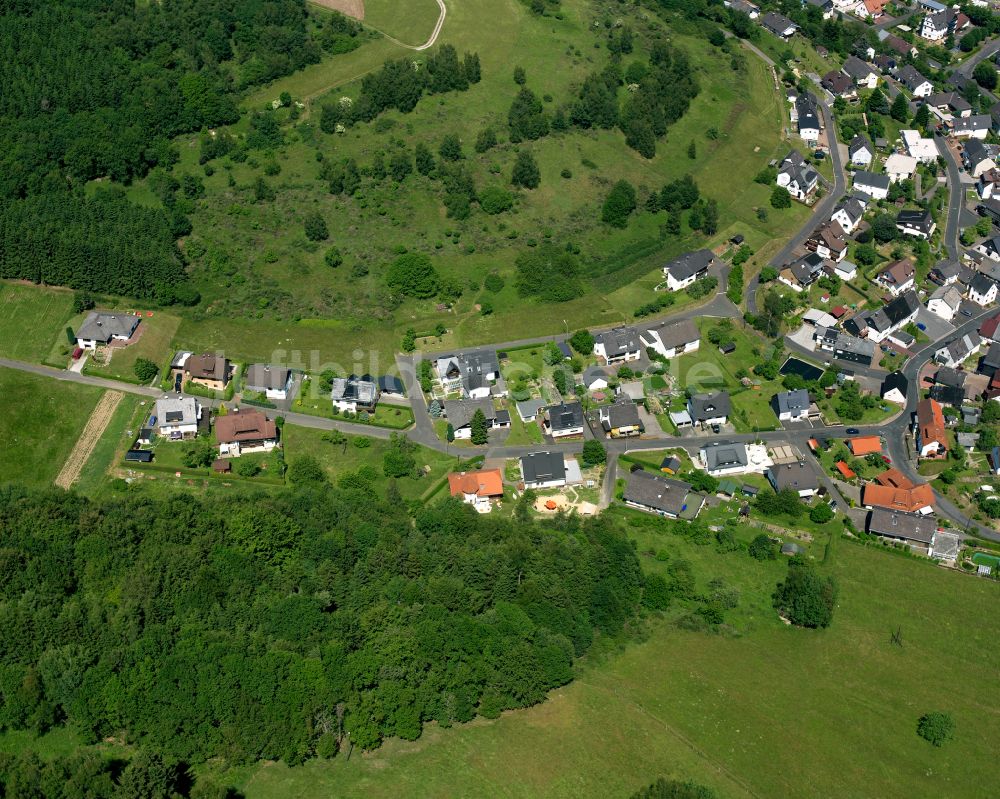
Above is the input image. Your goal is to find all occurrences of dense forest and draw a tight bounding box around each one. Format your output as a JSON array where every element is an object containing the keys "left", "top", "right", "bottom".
[
  {"left": 0, "top": 0, "right": 343, "bottom": 301},
  {"left": 0, "top": 482, "right": 643, "bottom": 767}
]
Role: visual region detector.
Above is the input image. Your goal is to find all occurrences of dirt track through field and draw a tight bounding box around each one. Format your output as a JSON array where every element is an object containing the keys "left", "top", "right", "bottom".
[{"left": 54, "top": 390, "right": 123, "bottom": 490}]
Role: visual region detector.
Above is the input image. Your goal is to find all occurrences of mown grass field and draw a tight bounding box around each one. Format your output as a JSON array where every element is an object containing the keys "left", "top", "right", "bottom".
[
  {"left": 80, "top": 311, "right": 181, "bottom": 384},
  {"left": 209, "top": 525, "right": 1000, "bottom": 799},
  {"left": 0, "top": 368, "right": 103, "bottom": 486},
  {"left": 0, "top": 282, "right": 74, "bottom": 363},
  {"left": 361, "top": 0, "right": 441, "bottom": 45},
  {"left": 136, "top": 0, "right": 810, "bottom": 364}
]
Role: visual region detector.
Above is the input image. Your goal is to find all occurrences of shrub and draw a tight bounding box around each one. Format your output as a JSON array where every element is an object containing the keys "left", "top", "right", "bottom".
[
  {"left": 582, "top": 440, "right": 606, "bottom": 467},
  {"left": 303, "top": 212, "right": 329, "bottom": 241},
  {"left": 917, "top": 712, "right": 955, "bottom": 747},
  {"left": 386, "top": 253, "right": 440, "bottom": 298},
  {"left": 773, "top": 560, "right": 837, "bottom": 628},
  {"left": 479, "top": 186, "right": 514, "bottom": 215},
  {"left": 602, "top": 180, "right": 637, "bottom": 228},
  {"left": 133, "top": 358, "right": 158, "bottom": 383}
]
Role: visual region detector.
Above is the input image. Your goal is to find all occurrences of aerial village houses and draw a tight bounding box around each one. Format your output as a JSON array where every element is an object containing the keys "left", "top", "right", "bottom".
[
  {"left": 927, "top": 284, "right": 963, "bottom": 322},
  {"left": 842, "top": 291, "right": 920, "bottom": 344},
  {"left": 75, "top": 311, "right": 141, "bottom": 351},
  {"left": 599, "top": 397, "right": 642, "bottom": 438},
  {"left": 881, "top": 371, "right": 908, "bottom": 404},
  {"left": 831, "top": 195, "right": 867, "bottom": 235},
  {"left": 963, "top": 140, "right": 996, "bottom": 178},
  {"left": 543, "top": 401, "right": 585, "bottom": 438},
  {"left": 773, "top": 389, "right": 810, "bottom": 422},
  {"left": 760, "top": 11, "right": 798, "bottom": 39},
  {"left": 853, "top": 171, "right": 890, "bottom": 201},
  {"left": 875, "top": 259, "right": 916, "bottom": 296},
  {"left": 896, "top": 65, "right": 934, "bottom": 98},
  {"left": 444, "top": 398, "right": 509, "bottom": 439},
  {"left": 215, "top": 409, "right": 278, "bottom": 458},
  {"left": 519, "top": 451, "right": 573, "bottom": 489},
  {"left": 779, "top": 252, "right": 825, "bottom": 293},
  {"left": 662, "top": 250, "right": 717, "bottom": 292},
  {"left": 951, "top": 114, "right": 992, "bottom": 140},
  {"left": 842, "top": 55, "right": 878, "bottom": 89},
  {"left": 805, "top": 222, "right": 848, "bottom": 262},
  {"left": 895, "top": 209, "right": 936, "bottom": 240},
  {"left": 866, "top": 508, "right": 938, "bottom": 549},
  {"left": 795, "top": 94, "right": 821, "bottom": 144},
  {"left": 813, "top": 327, "right": 877, "bottom": 366},
  {"left": 901, "top": 129, "right": 938, "bottom": 164},
  {"left": 687, "top": 391, "right": 731, "bottom": 429},
  {"left": 848, "top": 134, "right": 874, "bottom": 167},
  {"left": 766, "top": 461, "right": 818, "bottom": 498},
  {"left": 885, "top": 153, "right": 917, "bottom": 183}
]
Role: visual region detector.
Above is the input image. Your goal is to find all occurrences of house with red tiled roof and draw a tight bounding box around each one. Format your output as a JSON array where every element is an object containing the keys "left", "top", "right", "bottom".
[
  {"left": 863, "top": 481, "right": 935, "bottom": 514},
  {"left": 914, "top": 398, "right": 948, "bottom": 459},
  {"left": 847, "top": 436, "right": 882, "bottom": 456},
  {"left": 448, "top": 469, "right": 504, "bottom": 511}
]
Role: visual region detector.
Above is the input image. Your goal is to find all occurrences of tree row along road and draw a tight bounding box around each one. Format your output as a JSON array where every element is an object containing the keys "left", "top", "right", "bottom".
[{"left": 4, "top": 38, "right": 1000, "bottom": 542}]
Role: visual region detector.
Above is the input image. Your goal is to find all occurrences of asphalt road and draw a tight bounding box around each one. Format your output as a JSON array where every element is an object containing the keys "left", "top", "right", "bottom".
[{"left": 936, "top": 133, "right": 964, "bottom": 259}]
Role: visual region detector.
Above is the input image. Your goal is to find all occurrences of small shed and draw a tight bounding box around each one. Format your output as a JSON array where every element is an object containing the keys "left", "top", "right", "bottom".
[
  {"left": 718, "top": 479, "right": 739, "bottom": 496},
  {"left": 719, "top": 342, "right": 736, "bottom": 355},
  {"left": 781, "top": 542, "right": 805, "bottom": 556},
  {"left": 124, "top": 449, "right": 153, "bottom": 463},
  {"left": 212, "top": 458, "right": 232, "bottom": 473},
  {"left": 136, "top": 427, "right": 154, "bottom": 445},
  {"left": 660, "top": 455, "right": 682, "bottom": 474},
  {"left": 835, "top": 460, "right": 857, "bottom": 479},
  {"left": 741, "top": 484, "right": 759, "bottom": 497}
]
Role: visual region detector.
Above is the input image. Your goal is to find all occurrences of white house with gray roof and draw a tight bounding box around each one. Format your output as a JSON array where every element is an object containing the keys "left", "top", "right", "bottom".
[
  {"left": 640, "top": 318, "right": 700, "bottom": 358},
  {"left": 623, "top": 470, "right": 703, "bottom": 519},
  {"left": 244, "top": 364, "right": 292, "bottom": 400},
  {"left": 773, "top": 389, "right": 811, "bottom": 421},
  {"left": 594, "top": 326, "right": 641, "bottom": 364},
  {"left": 853, "top": 170, "right": 890, "bottom": 200},
  {"left": 75, "top": 311, "right": 140, "bottom": 350},
  {"left": 662, "top": 250, "right": 717, "bottom": 291},
  {"left": 155, "top": 396, "right": 202, "bottom": 440},
  {"left": 434, "top": 349, "right": 499, "bottom": 399},
  {"left": 687, "top": 391, "right": 731, "bottom": 428}
]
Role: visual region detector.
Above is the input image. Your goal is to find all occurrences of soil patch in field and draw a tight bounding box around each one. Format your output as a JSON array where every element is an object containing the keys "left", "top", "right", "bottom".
[
  {"left": 311, "top": 0, "right": 364, "bottom": 20},
  {"left": 54, "top": 390, "right": 123, "bottom": 489}
]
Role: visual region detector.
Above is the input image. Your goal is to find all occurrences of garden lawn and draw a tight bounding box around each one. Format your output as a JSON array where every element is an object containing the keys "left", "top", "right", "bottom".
[
  {"left": 207, "top": 527, "right": 1000, "bottom": 799},
  {"left": 281, "top": 424, "right": 461, "bottom": 501},
  {"left": 361, "top": 0, "right": 441, "bottom": 45},
  {"left": 80, "top": 311, "right": 181, "bottom": 384},
  {"left": 0, "top": 368, "right": 103, "bottom": 486},
  {"left": 292, "top": 378, "right": 415, "bottom": 429},
  {"left": 73, "top": 395, "right": 148, "bottom": 496},
  {"left": 0, "top": 282, "right": 74, "bottom": 363}
]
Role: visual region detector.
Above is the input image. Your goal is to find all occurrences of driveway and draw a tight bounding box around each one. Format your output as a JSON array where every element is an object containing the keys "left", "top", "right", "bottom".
[{"left": 914, "top": 308, "right": 954, "bottom": 343}]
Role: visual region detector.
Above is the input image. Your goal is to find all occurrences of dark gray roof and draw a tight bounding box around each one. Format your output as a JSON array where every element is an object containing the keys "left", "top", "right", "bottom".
[
  {"left": 896, "top": 209, "right": 933, "bottom": 231},
  {"left": 601, "top": 397, "right": 641, "bottom": 430},
  {"left": 583, "top": 365, "right": 610, "bottom": 386},
  {"left": 377, "top": 374, "right": 405, "bottom": 394},
  {"left": 761, "top": 11, "right": 796, "bottom": 35},
  {"left": 970, "top": 273, "right": 994, "bottom": 295},
  {"left": 77, "top": 311, "right": 140, "bottom": 343},
  {"left": 767, "top": 461, "right": 819, "bottom": 492},
  {"left": 595, "top": 326, "right": 640, "bottom": 359},
  {"left": 644, "top": 318, "right": 700, "bottom": 351},
  {"left": 443, "top": 397, "right": 496, "bottom": 429},
  {"left": 244, "top": 364, "right": 291, "bottom": 392},
  {"left": 849, "top": 134, "right": 873, "bottom": 157},
  {"left": 437, "top": 349, "right": 499, "bottom": 393},
  {"left": 854, "top": 170, "right": 891, "bottom": 192},
  {"left": 776, "top": 388, "right": 810, "bottom": 414},
  {"left": 881, "top": 371, "right": 909, "bottom": 397},
  {"left": 964, "top": 138, "right": 990, "bottom": 166},
  {"left": 545, "top": 401, "right": 584, "bottom": 432},
  {"left": 520, "top": 451, "right": 566, "bottom": 484},
  {"left": 934, "top": 366, "right": 966, "bottom": 388},
  {"left": 897, "top": 65, "right": 931, "bottom": 92},
  {"left": 663, "top": 249, "right": 715, "bottom": 281},
  {"left": 867, "top": 509, "right": 936, "bottom": 544},
  {"left": 982, "top": 341, "right": 1000, "bottom": 370},
  {"left": 701, "top": 441, "right": 749, "bottom": 471},
  {"left": 953, "top": 114, "right": 992, "bottom": 134},
  {"left": 842, "top": 56, "right": 875, "bottom": 81},
  {"left": 623, "top": 470, "right": 695, "bottom": 516},
  {"left": 688, "top": 391, "right": 731, "bottom": 422}
]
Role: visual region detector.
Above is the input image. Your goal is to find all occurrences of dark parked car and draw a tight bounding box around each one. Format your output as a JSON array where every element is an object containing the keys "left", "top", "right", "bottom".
[
  {"left": 174, "top": 372, "right": 182, "bottom": 392},
  {"left": 846, "top": 427, "right": 860, "bottom": 435}
]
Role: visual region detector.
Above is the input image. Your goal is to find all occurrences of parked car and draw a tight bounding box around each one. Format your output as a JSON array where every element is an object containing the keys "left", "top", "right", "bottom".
[
  {"left": 882, "top": 454, "right": 891, "bottom": 464},
  {"left": 846, "top": 427, "right": 860, "bottom": 434},
  {"left": 71, "top": 347, "right": 83, "bottom": 360},
  {"left": 174, "top": 373, "right": 183, "bottom": 392},
  {"left": 917, "top": 322, "right": 927, "bottom": 331},
  {"left": 828, "top": 500, "right": 838, "bottom": 513}
]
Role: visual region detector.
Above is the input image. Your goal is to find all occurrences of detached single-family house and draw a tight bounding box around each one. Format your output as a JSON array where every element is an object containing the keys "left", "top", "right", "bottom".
[
  {"left": 779, "top": 252, "right": 825, "bottom": 293},
  {"left": 925, "top": 92, "right": 972, "bottom": 119},
  {"left": 796, "top": 97, "right": 822, "bottom": 143},
  {"left": 927, "top": 284, "right": 963, "bottom": 321},
  {"left": 244, "top": 364, "right": 292, "bottom": 400},
  {"left": 543, "top": 401, "right": 585, "bottom": 438},
  {"left": 981, "top": 341, "right": 1000, "bottom": 377},
  {"left": 847, "top": 436, "right": 882, "bottom": 456},
  {"left": 848, "top": 134, "right": 874, "bottom": 167},
  {"left": 155, "top": 397, "right": 202, "bottom": 440},
  {"left": 963, "top": 139, "right": 996, "bottom": 177},
  {"left": 929, "top": 260, "right": 962, "bottom": 286},
  {"left": 662, "top": 249, "right": 716, "bottom": 291},
  {"left": 866, "top": 508, "right": 937, "bottom": 547},
  {"left": 776, "top": 150, "right": 819, "bottom": 200},
  {"left": 623, "top": 470, "right": 704, "bottom": 519},
  {"left": 895, "top": 209, "right": 936, "bottom": 239},
  {"left": 805, "top": 221, "right": 848, "bottom": 262},
  {"left": 516, "top": 398, "right": 546, "bottom": 422},
  {"left": 804, "top": 0, "right": 835, "bottom": 19},
  {"left": 978, "top": 168, "right": 1000, "bottom": 200},
  {"left": 853, "top": 170, "right": 890, "bottom": 200},
  {"left": 980, "top": 310, "right": 1000, "bottom": 342},
  {"left": 761, "top": 11, "right": 798, "bottom": 38},
  {"left": 377, "top": 375, "right": 405, "bottom": 397},
  {"left": 687, "top": 391, "right": 731, "bottom": 428},
  {"left": 444, "top": 398, "right": 509, "bottom": 440},
  {"left": 725, "top": 0, "right": 760, "bottom": 17},
  {"left": 843, "top": 290, "right": 920, "bottom": 343},
  {"left": 766, "top": 461, "right": 819, "bottom": 498},
  {"left": 880, "top": 371, "right": 909, "bottom": 403},
  {"left": 914, "top": 397, "right": 948, "bottom": 458},
  {"left": 952, "top": 114, "right": 993, "bottom": 140},
  {"left": 831, "top": 196, "right": 866, "bottom": 234},
  {"left": 582, "top": 365, "right": 610, "bottom": 391},
  {"left": 700, "top": 441, "right": 750, "bottom": 477},
  {"left": 883, "top": 34, "right": 917, "bottom": 60},
  {"left": 185, "top": 353, "right": 232, "bottom": 392},
  {"left": 822, "top": 70, "right": 855, "bottom": 98},
  {"left": 901, "top": 129, "right": 939, "bottom": 164},
  {"left": 215, "top": 409, "right": 278, "bottom": 457},
  {"left": 976, "top": 235, "right": 1000, "bottom": 262},
  {"left": 75, "top": 311, "right": 140, "bottom": 351},
  {"left": 876, "top": 259, "right": 916, "bottom": 296},
  {"left": 920, "top": 7, "right": 961, "bottom": 41},
  {"left": 599, "top": 397, "right": 642, "bottom": 438},
  {"left": 827, "top": 259, "right": 859, "bottom": 281},
  {"left": 843, "top": 55, "right": 879, "bottom": 89},
  {"left": 773, "top": 389, "right": 811, "bottom": 421},
  {"left": 594, "top": 326, "right": 641, "bottom": 364},
  {"left": 434, "top": 349, "right": 500, "bottom": 399},
  {"left": 968, "top": 272, "right": 999, "bottom": 306},
  {"left": 897, "top": 65, "right": 934, "bottom": 97},
  {"left": 885, "top": 153, "right": 918, "bottom": 183},
  {"left": 520, "top": 451, "right": 569, "bottom": 489},
  {"left": 640, "top": 318, "right": 700, "bottom": 359},
  {"left": 330, "top": 374, "right": 379, "bottom": 413},
  {"left": 858, "top": 0, "right": 888, "bottom": 18},
  {"left": 448, "top": 469, "right": 504, "bottom": 511},
  {"left": 863, "top": 477, "right": 936, "bottom": 514}
]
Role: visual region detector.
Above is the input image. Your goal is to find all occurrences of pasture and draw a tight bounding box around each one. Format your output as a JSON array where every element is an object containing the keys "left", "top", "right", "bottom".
[
  {"left": 0, "top": 282, "right": 74, "bottom": 363},
  {"left": 156, "top": 0, "right": 808, "bottom": 365},
  {"left": 0, "top": 368, "right": 103, "bottom": 486},
  {"left": 210, "top": 523, "right": 1000, "bottom": 799}
]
